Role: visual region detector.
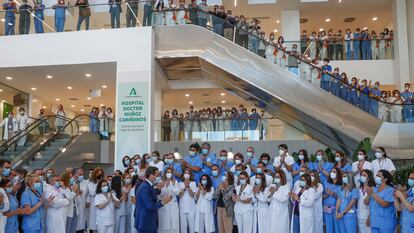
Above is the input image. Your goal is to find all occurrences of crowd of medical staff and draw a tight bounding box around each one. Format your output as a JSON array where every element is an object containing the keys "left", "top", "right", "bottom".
[
  {"left": 161, "top": 105, "right": 269, "bottom": 142},
  {"left": 0, "top": 141, "right": 412, "bottom": 233}
]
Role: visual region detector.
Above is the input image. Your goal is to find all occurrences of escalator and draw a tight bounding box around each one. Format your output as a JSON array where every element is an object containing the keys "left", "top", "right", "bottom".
[{"left": 154, "top": 20, "right": 414, "bottom": 158}]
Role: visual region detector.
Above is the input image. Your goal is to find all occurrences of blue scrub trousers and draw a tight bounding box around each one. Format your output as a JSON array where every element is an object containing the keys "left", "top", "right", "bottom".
[
  {"left": 143, "top": 5, "right": 152, "bottom": 26},
  {"left": 321, "top": 81, "right": 331, "bottom": 92},
  {"left": 338, "top": 213, "right": 357, "bottom": 233},
  {"left": 371, "top": 227, "right": 396, "bottom": 233},
  {"left": 250, "top": 37, "right": 259, "bottom": 54},
  {"left": 339, "top": 86, "right": 348, "bottom": 100},
  {"left": 353, "top": 42, "right": 360, "bottom": 60},
  {"left": 369, "top": 101, "right": 379, "bottom": 117},
  {"left": 346, "top": 41, "right": 352, "bottom": 60},
  {"left": 213, "top": 22, "right": 224, "bottom": 36},
  {"left": 361, "top": 41, "right": 369, "bottom": 60},
  {"left": 110, "top": 7, "right": 121, "bottom": 28},
  {"left": 289, "top": 67, "right": 299, "bottom": 76},
  {"left": 331, "top": 82, "right": 340, "bottom": 97},
  {"left": 34, "top": 17, "right": 44, "bottom": 33},
  {"left": 4, "top": 16, "right": 15, "bottom": 35},
  {"left": 403, "top": 106, "right": 412, "bottom": 122},
  {"left": 347, "top": 91, "right": 359, "bottom": 106},
  {"left": 359, "top": 95, "right": 369, "bottom": 112},
  {"left": 293, "top": 215, "right": 300, "bottom": 233},
  {"left": 77, "top": 16, "right": 90, "bottom": 30},
  {"left": 367, "top": 42, "right": 372, "bottom": 59},
  {"left": 198, "top": 18, "right": 207, "bottom": 28},
  {"left": 55, "top": 17, "right": 65, "bottom": 32},
  {"left": 324, "top": 211, "right": 340, "bottom": 233}
]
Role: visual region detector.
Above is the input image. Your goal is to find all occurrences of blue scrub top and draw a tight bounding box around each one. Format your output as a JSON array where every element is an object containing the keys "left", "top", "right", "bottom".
[
  {"left": 246, "top": 157, "right": 259, "bottom": 176},
  {"left": 3, "top": 3, "right": 16, "bottom": 18},
  {"left": 54, "top": 5, "right": 67, "bottom": 18},
  {"left": 369, "top": 186, "right": 397, "bottom": 229},
  {"left": 337, "top": 188, "right": 358, "bottom": 213},
  {"left": 21, "top": 188, "right": 43, "bottom": 232},
  {"left": 248, "top": 113, "right": 259, "bottom": 129},
  {"left": 200, "top": 152, "right": 217, "bottom": 176},
  {"left": 162, "top": 162, "right": 183, "bottom": 182},
  {"left": 321, "top": 65, "right": 332, "bottom": 82},
  {"left": 184, "top": 154, "right": 203, "bottom": 183},
  {"left": 401, "top": 91, "right": 413, "bottom": 104},
  {"left": 211, "top": 175, "right": 222, "bottom": 189},
  {"left": 401, "top": 188, "right": 414, "bottom": 233},
  {"left": 292, "top": 162, "right": 308, "bottom": 183},
  {"left": 5, "top": 194, "right": 19, "bottom": 233},
  {"left": 335, "top": 163, "right": 352, "bottom": 173},
  {"left": 309, "top": 161, "right": 333, "bottom": 184},
  {"left": 265, "top": 163, "right": 275, "bottom": 173},
  {"left": 35, "top": 4, "right": 45, "bottom": 19},
  {"left": 323, "top": 181, "right": 341, "bottom": 207},
  {"left": 218, "top": 160, "right": 234, "bottom": 176}
]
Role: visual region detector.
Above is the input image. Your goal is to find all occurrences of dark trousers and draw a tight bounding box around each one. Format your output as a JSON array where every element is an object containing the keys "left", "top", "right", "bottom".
[
  {"left": 126, "top": 7, "right": 138, "bottom": 27},
  {"left": 143, "top": 5, "right": 152, "bottom": 26},
  {"left": 237, "top": 34, "right": 248, "bottom": 49}
]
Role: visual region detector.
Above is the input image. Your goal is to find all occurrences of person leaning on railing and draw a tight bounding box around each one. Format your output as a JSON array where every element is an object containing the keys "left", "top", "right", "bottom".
[
  {"left": 125, "top": 0, "right": 138, "bottom": 27},
  {"left": 197, "top": 0, "right": 209, "bottom": 28},
  {"left": 75, "top": 0, "right": 90, "bottom": 31}
]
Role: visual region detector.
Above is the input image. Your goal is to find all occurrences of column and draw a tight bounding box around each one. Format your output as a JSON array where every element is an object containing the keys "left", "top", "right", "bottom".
[
  {"left": 281, "top": 10, "right": 300, "bottom": 51},
  {"left": 407, "top": 0, "right": 414, "bottom": 84}
]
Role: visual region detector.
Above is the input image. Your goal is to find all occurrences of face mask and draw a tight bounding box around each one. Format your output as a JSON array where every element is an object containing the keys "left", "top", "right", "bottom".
[
  {"left": 220, "top": 156, "right": 227, "bottom": 161},
  {"left": 360, "top": 176, "right": 367, "bottom": 183},
  {"left": 77, "top": 175, "right": 84, "bottom": 182},
  {"left": 201, "top": 180, "right": 207, "bottom": 186},
  {"left": 39, "top": 176, "right": 45, "bottom": 182},
  {"left": 330, "top": 172, "right": 337, "bottom": 179},
  {"left": 2, "top": 168, "right": 10, "bottom": 177},
  {"left": 342, "top": 177, "right": 348, "bottom": 184},
  {"left": 358, "top": 155, "right": 365, "bottom": 161},
  {"left": 395, "top": 94, "right": 399, "bottom": 97},
  {"left": 102, "top": 186, "right": 109, "bottom": 193},
  {"left": 235, "top": 160, "right": 242, "bottom": 165},
  {"left": 183, "top": 174, "right": 190, "bottom": 180},
  {"left": 274, "top": 178, "right": 281, "bottom": 184},
  {"left": 54, "top": 182, "right": 61, "bottom": 189},
  {"left": 279, "top": 149, "right": 285, "bottom": 156},
  {"left": 108, "top": 181, "right": 112, "bottom": 187},
  {"left": 262, "top": 159, "right": 268, "bottom": 164},
  {"left": 405, "top": 87, "right": 410, "bottom": 91},
  {"left": 375, "top": 152, "right": 382, "bottom": 159},
  {"left": 70, "top": 178, "right": 75, "bottom": 185},
  {"left": 13, "top": 176, "right": 20, "bottom": 183},
  {"left": 246, "top": 152, "right": 253, "bottom": 158},
  {"left": 239, "top": 179, "right": 246, "bottom": 185},
  {"left": 34, "top": 182, "right": 42, "bottom": 192},
  {"left": 255, "top": 178, "right": 261, "bottom": 185},
  {"left": 5, "top": 187, "right": 12, "bottom": 193},
  {"left": 300, "top": 180, "right": 306, "bottom": 188},
  {"left": 408, "top": 179, "right": 414, "bottom": 187},
  {"left": 316, "top": 155, "right": 323, "bottom": 162},
  {"left": 256, "top": 168, "right": 262, "bottom": 174},
  {"left": 189, "top": 151, "right": 196, "bottom": 156},
  {"left": 124, "top": 160, "right": 130, "bottom": 166},
  {"left": 236, "top": 171, "right": 241, "bottom": 177},
  {"left": 166, "top": 173, "right": 173, "bottom": 179},
  {"left": 298, "top": 155, "right": 305, "bottom": 160},
  {"left": 310, "top": 176, "right": 315, "bottom": 182},
  {"left": 221, "top": 176, "right": 227, "bottom": 182},
  {"left": 151, "top": 156, "right": 158, "bottom": 162},
  {"left": 299, "top": 172, "right": 305, "bottom": 177},
  {"left": 335, "top": 157, "right": 341, "bottom": 162},
  {"left": 124, "top": 178, "right": 132, "bottom": 184},
  {"left": 212, "top": 170, "right": 219, "bottom": 177},
  {"left": 165, "top": 159, "right": 174, "bottom": 165},
  {"left": 155, "top": 177, "right": 162, "bottom": 184},
  {"left": 374, "top": 176, "right": 382, "bottom": 185},
  {"left": 202, "top": 149, "right": 209, "bottom": 154},
  {"left": 135, "top": 159, "right": 141, "bottom": 165}
]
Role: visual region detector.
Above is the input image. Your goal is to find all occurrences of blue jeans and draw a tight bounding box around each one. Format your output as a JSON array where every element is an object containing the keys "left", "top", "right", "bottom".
[
  {"left": 4, "top": 16, "right": 15, "bottom": 35},
  {"left": 77, "top": 16, "right": 89, "bottom": 30},
  {"left": 250, "top": 37, "right": 259, "bottom": 54},
  {"left": 331, "top": 82, "right": 340, "bottom": 97},
  {"left": 143, "top": 5, "right": 152, "bottom": 26},
  {"left": 213, "top": 22, "right": 223, "bottom": 36},
  {"left": 198, "top": 18, "right": 207, "bottom": 28},
  {"left": 403, "top": 106, "right": 412, "bottom": 122},
  {"left": 321, "top": 81, "right": 331, "bottom": 92},
  {"left": 55, "top": 17, "right": 65, "bottom": 32},
  {"left": 34, "top": 17, "right": 44, "bottom": 33},
  {"left": 110, "top": 7, "right": 121, "bottom": 28},
  {"left": 288, "top": 67, "right": 299, "bottom": 76}
]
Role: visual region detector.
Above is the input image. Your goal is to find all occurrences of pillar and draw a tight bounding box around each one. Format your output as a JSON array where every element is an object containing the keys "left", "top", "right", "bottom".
[{"left": 281, "top": 10, "right": 300, "bottom": 51}]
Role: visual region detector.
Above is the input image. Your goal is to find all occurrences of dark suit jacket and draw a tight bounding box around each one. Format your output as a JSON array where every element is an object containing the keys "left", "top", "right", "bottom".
[{"left": 135, "top": 180, "right": 162, "bottom": 233}]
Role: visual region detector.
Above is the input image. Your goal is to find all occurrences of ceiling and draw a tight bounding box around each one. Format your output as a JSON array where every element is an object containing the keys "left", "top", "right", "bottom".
[{"left": 0, "top": 62, "right": 116, "bottom": 114}]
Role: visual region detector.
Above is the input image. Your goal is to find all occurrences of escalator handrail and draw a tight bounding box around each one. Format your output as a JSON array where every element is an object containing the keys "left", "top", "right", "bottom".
[{"left": 170, "top": 8, "right": 412, "bottom": 106}]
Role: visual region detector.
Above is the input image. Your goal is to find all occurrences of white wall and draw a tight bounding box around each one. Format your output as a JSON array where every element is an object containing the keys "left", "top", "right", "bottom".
[
  {"left": 330, "top": 60, "right": 396, "bottom": 85},
  {"left": 407, "top": 0, "right": 414, "bottom": 84}
]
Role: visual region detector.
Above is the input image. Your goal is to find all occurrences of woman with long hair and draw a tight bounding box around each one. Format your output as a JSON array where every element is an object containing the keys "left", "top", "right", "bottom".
[
  {"left": 267, "top": 170, "right": 290, "bottom": 233},
  {"left": 252, "top": 173, "right": 268, "bottom": 233},
  {"left": 310, "top": 170, "right": 323, "bottom": 233},
  {"left": 357, "top": 169, "right": 375, "bottom": 233},
  {"left": 158, "top": 167, "right": 180, "bottom": 233},
  {"left": 194, "top": 174, "right": 215, "bottom": 233},
  {"left": 87, "top": 167, "right": 104, "bottom": 232},
  {"left": 95, "top": 179, "right": 120, "bottom": 233},
  {"left": 336, "top": 172, "right": 358, "bottom": 233}
]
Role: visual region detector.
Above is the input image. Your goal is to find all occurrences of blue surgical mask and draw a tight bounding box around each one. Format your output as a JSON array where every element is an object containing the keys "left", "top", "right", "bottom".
[
  {"left": 246, "top": 152, "right": 253, "bottom": 157},
  {"left": 201, "top": 180, "right": 207, "bottom": 186},
  {"left": 262, "top": 160, "right": 268, "bottom": 164},
  {"left": 220, "top": 156, "right": 227, "bottom": 161},
  {"left": 212, "top": 170, "right": 219, "bottom": 177},
  {"left": 202, "top": 149, "right": 209, "bottom": 154},
  {"left": 374, "top": 176, "right": 382, "bottom": 185},
  {"left": 221, "top": 176, "right": 227, "bottom": 182},
  {"left": 2, "top": 168, "right": 10, "bottom": 177},
  {"left": 33, "top": 182, "right": 42, "bottom": 192},
  {"left": 101, "top": 186, "right": 109, "bottom": 193},
  {"left": 316, "top": 155, "right": 323, "bottom": 162},
  {"left": 298, "top": 155, "right": 305, "bottom": 160},
  {"left": 274, "top": 178, "right": 281, "bottom": 184},
  {"left": 54, "top": 182, "right": 61, "bottom": 189},
  {"left": 408, "top": 179, "right": 414, "bottom": 187},
  {"left": 360, "top": 176, "right": 367, "bottom": 184},
  {"left": 155, "top": 176, "right": 162, "bottom": 184},
  {"left": 78, "top": 176, "right": 84, "bottom": 182},
  {"left": 189, "top": 151, "right": 196, "bottom": 156},
  {"left": 5, "top": 187, "right": 12, "bottom": 193},
  {"left": 342, "top": 177, "right": 348, "bottom": 184},
  {"left": 335, "top": 157, "right": 341, "bottom": 162},
  {"left": 236, "top": 171, "right": 241, "bottom": 177},
  {"left": 135, "top": 159, "right": 141, "bottom": 165},
  {"left": 256, "top": 168, "right": 262, "bottom": 174},
  {"left": 239, "top": 179, "right": 246, "bottom": 185},
  {"left": 299, "top": 172, "right": 305, "bottom": 177},
  {"left": 124, "top": 160, "right": 130, "bottom": 166},
  {"left": 300, "top": 180, "right": 306, "bottom": 188},
  {"left": 255, "top": 178, "right": 261, "bottom": 185},
  {"left": 70, "top": 178, "right": 75, "bottom": 185}
]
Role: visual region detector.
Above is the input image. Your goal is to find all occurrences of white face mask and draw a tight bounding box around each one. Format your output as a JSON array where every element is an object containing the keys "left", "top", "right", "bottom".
[
  {"left": 375, "top": 152, "right": 383, "bottom": 159},
  {"left": 330, "top": 172, "right": 337, "bottom": 179},
  {"left": 279, "top": 149, "right": 285, "bottom": 156},
  {"left": 358, "top": 155, "right": 365, "bottom": 161},
  {"left": 183, "top": 174, "right": 190, "bottom": 180},
  {"left": 166, "top": 173, "right": 173, "bottom": 179}
]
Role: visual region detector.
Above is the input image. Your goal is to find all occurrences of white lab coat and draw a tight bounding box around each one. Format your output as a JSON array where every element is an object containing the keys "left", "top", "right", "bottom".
[
  {"left": 0, "top": 188, "right": 10, "bottom": 233},
  {"left": 357, "top": 188, "right": 371, "bottom": 233},
  {"left": 313, "top": 183, "right": 323, "bottom": 233},
  {"left": 291, "top": 186, "right": 315, "bottom": 233},
  {"left": 75, "top": 179, "right": 89, "bottom": 231},
  {"left": 352, "top": 161, "right": 373, "bottom": 188},
  {"left": 87, "top": 181, "right": 98, "bottom": 230},
  {"left": 44, "top": 184, "right": 70, "bottom": 233},
  {"left": 158, "top": 180, "right": 180, "bottom": 233},
  {"left": 250, "top": 174, "right": 272, "bottom": 187},
  {"left": 60, "top": 186, "right": 76, "bottom": 219},
  {"left": 194, "top": 187, "right": 215, "bottom": 233},
  {"left": 267, "top": 184, "right": 290, "bottom": 233},
  {"left": 253, "top": 190, "right": 269, "bottom": 233},
  {"left": 234, "top": 184, "right": 254, "bottom": 233},
  {"left": 0, "top": 117, "right": 18, "bottom": 140},
  {"left": 16, "top": 114, "right": 29, "bottom": 146}
]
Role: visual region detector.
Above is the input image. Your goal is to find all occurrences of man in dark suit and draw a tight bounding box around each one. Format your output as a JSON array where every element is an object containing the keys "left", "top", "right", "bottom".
[{"left": 135, "top": 166, "right": 172, "bottom": 233}]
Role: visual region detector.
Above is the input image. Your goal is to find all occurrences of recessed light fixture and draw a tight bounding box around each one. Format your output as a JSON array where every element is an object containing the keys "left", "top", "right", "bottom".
[
  {"left": 71, "top": 105, "right": 75, "bottom": 108},
  {"left": 101, "top": 85, "right": 107, "bottom": 88},
  {"left": 189, "top": 101, "right": 193, "bottom": 105},
  {"left": 273, "top": 29, "right": 278, "bottom": 33},
  {"left": 67, "top": 86, "right": 72, "bottom": 90},
  {"left": 0, "top": 89, "right": 3, "bottom": 92},
  {"left": 80, "top": 109, "right": 85, "bottom": 112},
  {"left": 32, "top": 99, "right": 38, "bottom": 103},
  {"left": 325, "top": 18, "right": 331, "bottom": 22},
  {"left": 85, "top": 73, "right": 92, "bottom": 78},
  {"left": 56, "top": 98, "right": 60, "bottom": 101},
  {"left": 87, "top": 97, "right": 92, "bottom": 100},
  {"left": 6, "top": 76, "right": 12, "bottom": 80},
  {"left": 221, "top": 100, "right": 226, "bottom": 104},
  {"left": 185, "top": 94, "right": 190, "bottom": 97},
  {"left": 42, "top": 106, "right": 47, "bottom": 109},
  {"left": 372, "top": 17, "right": 378, "bottom": 21},
  {"left": 220, "top": 93, "right": 226, "bottom": 96},
  {"left": 0, "top": 19, "right": 4, "bottom": 22},
  {"left": 276, "top": 20, "right": 280, "bottom": 24},
  {"left": 46, "top": 75, "right": 53, "bottom": 79},
  {"left": 319, "top": 28, "right": 324, "bottom": 32},
  {"left": 31, "top": 87, "right": 37, "bottom": 91},
  {"left": 363, "top": 27, "right": 368, "bottom": 30},
  {"left": 100, "top": 104, "right": 104, "bottom": 107}
]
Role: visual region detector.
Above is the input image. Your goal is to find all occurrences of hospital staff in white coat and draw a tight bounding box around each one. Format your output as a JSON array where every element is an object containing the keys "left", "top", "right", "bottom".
[
  {"left": 73, "top": 168, "right": 90, "bottom": 232},
  {"left": 16, "top": 108, "right": 29, "bottom": 146},
  {"left": 0, "top": 112, "right": 18, "bottom": 141},
  {"left": 252, "top": 173, "right": 268, "bottom": 233},
  {"left": 95, "top": 179, "right": 120, "bottom": 233},
  {"left": 44, "top": 175, "right": 70, "bottom": 233},
  {"left": 158, "top": 168, "right": 180, "bottom": 233},
  {"left": 357, "top": 170, "right": 374, "bottom": 233},
  {"left": 194, "top": 174, "right": 215, "bottom": 233},
  {"left": 309, "top": 171, "right": 324, "bottom": 233},
  {"left": 179, "top": 169, "right": 197, "bottom": 233},
  {"left": 352, "top": 150, "right": 373, "bottom": 187},
  {"left": 233, "top": 171, "right": 253, "bottom": 233},
  {"left": 87, "top": 167, "right": 104, "bottom": 232},
  {"left": 371, "top": 147, "right": 396, "bottom": 176},
  {"left": 60, "top": 172, "right": 78, "bottom": 233},
  {"left": 0, "top": 180, "right": 10, "bottom": 233},
  {"left": 289, "top": 174, "right": 315, "bottom": 233},
  {"left": 267, "top": 170, "right": 290, "bottom": 233}
]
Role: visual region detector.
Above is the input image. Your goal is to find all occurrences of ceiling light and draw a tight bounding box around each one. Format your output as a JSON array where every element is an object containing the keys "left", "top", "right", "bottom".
[
  {"left": 71, "top": 105, "right": 75, "bottom": 108},
  {"left": 101, "top": 85, "right": 108, "bottom": 89},
  {"left": 363, "top": 27, "right": 368, "bottom": 30},
  {"left": 42, "top": 106, "right": 47, "bottom": 109},
  {"left": 5, "top": 76, "right": 12, "bottom": 80},
  {"left": 31, "top": 87, "right": 37, "bottom": 91},
  {"left": 1, "top": 100, "right": 5, "bottom": 103},
  {"left": 221, "top": 100, "right": 226, "bottom": 104},
  {"left": 32, "top": 99, "right": 38, "bottom": 103},
  {"left": 338, "top": 0, "right": 342, "bottom": 2},
  {"left": 80, "top": 109, "right": 85, "bottom": 112},
  {"left": 100, "top": 104, "right": 104, "bottom": 107},
  {"left": 67, "top": 86, "right": 72, "bottom": 90},
  {"left": 185, "top": 94, "right": 190, "bottom": 97},
  {"left": 276, "top": 20, "right": 280, "bottom": 24},
  {"left": 220, "top": 93, "right": 226, "bottom": 96},
  {"left": 87, "top": 97, "right": 92, "bottom": 100},
  {"left": 55, "top": 98, "right": 60, "bottom": 101},
  {"left": 0, "top": 89, "right": 3, "bottom": 92},
  {"left": 319, "top": 28, "right": 324, "bottom": 31},
  {"left": 85, "top": 73, "right": 92, "bottom": 78},
  {"left": 7, "top": 23, "right": 12, "bottom": 26},
  {"left": 189, "top": 101, "right": 193, "bottom": 105},
  {"left": 325, "top": 18, "right": 331, "bottom": 22},
  {"left": 273, "top": 29, "right": 278, "bottom": 33},
  {"left": 372, "top": 17, "right": 378, "bottom": 21},
  {"left": 0, "top": 19, "right": 4, "bottom": 22},
  {"left": 46, "top": 75, "right": 53, "bottom": 79}
]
